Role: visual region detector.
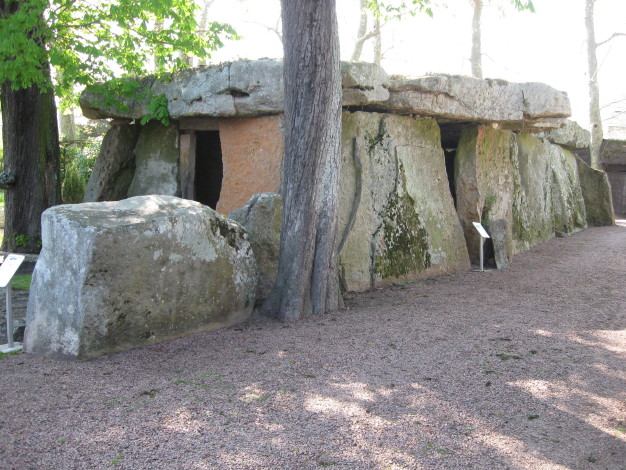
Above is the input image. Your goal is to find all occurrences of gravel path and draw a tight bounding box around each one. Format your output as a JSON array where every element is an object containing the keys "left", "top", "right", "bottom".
[{"left": 1, "top": 221, "right": 625, "bottom": 469}]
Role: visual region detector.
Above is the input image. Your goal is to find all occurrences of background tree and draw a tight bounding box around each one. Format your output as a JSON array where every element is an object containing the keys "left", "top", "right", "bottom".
[
  {"left": 352, "top": 0, "right": 433, "bottom": 64},
  {"left": 261, "top": 0, "right": 342, "bottom": 321},
  {"left": 468, "top": 0, "right": 535, "bottom": 79},
  {"left": 0, "top": 0, "right": 235, "bottom": 252},
  {"left": 584, "top": 0, "right": 625, "bottom": 168}
]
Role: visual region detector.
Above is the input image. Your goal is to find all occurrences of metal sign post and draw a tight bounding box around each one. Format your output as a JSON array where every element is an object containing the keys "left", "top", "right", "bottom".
[
  {"left": 472, "top": 222, "right": 491, "bottom": 272},
  {"left": 0, "top": 254, "right": 25, "bottom": 353}
]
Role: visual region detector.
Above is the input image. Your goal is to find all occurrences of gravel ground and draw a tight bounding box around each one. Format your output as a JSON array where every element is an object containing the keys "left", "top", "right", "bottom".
[{"left": 0, "top": 221, "right": 625, "bottom": 470}]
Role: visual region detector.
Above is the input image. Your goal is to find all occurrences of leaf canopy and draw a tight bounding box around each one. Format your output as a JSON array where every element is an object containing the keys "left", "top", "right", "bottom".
[{"left": 0, "top": 0, "right": 236, "bottom": 101}]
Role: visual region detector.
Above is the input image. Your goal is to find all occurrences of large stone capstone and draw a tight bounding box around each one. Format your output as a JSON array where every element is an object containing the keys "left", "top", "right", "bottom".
[
  {"left": 24, "top": 196, "right": 257, "bottom": 360},
  {"left": 80, "top": 60, "right": 569, "bottom": 132}
]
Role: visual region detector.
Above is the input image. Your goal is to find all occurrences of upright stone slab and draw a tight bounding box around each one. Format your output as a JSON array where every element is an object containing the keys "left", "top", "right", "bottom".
[
  {"left": 127, "top": 121, "right": 180, "bottom": 197},
  {"left": 83, "top": 122, "right": 139, "bottom": 202},
  {"left": 512, "top": 134, "right": 586, "bottom": 251},
  {"left": 229, "top": 193, "right": 282, "bottom": 300},
  {"left": 607, "top": 172, "right": 626, "bottom": 216},
  {"left": 338, "top": 112, "right": 469, "bottom": 291},
  {"left": 576, "top": 156, "right": 615, "bottom": 225},
  {"left": 455, "top": 126, "right": 515, "bottom": 265},
  {"left": 24, "top": 196, "right": 257, "bottom": 360}
]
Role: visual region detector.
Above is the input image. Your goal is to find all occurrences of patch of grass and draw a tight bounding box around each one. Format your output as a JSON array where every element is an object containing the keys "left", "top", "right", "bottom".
[
  {"left": 527, "top": 414, "right": 540, "bottom": 420},
  {"left": 586, "top": 455, "right": 598, "bottom": 463},
  {"left": 57, "top": 439, "right": 67, "bottom": 445},
  {"left": 318, "top": 461, "right": 335, "bottom": 467},
  {"left": 11, "top": 274, "right": 31, "bottom": 291},
  {"left": 496, "top": 353, "right": 522, "bottom": 361},
  {"left": 0, "top": 350, "right": 21, "bottom": 360},
  {"left": 109, "top": 453, "right": 123, "bottom": 467},
  {"left": 139, "top": 389, "right": 158, "bottom": 398}
]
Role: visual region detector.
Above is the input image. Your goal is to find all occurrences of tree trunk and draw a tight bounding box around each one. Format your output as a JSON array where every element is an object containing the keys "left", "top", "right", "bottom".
[
  {"left": 351, "top": 0, "right": 368, "bottom": 61},
  {"left": 586, "top": 0, "right": 602, "bottom": 169},
  {"left": 373, "top": 18, "right": 382, "bottom": 65},
  {"left": 1, "top": 79, "right": 61, "bottom": 253},
  {"left": 261, "top": 0, "right": 342, "bottom": 321},
  {"left": 470, "top": 0, "right": 483, "bottom": 79}
]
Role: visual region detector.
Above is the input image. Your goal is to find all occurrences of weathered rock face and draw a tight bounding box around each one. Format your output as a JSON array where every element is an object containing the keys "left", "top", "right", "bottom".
[
  {"left": 386, "top": 75, "right": 570, "bottom": 132},
  {"left": 24, "top": 196, "right": 257, "bottom": 360},
  {"left": 512, "top": 134, "right": 586, "bottom": 252},
  {"left": 83, "top": 122, "right": 139, "bottom": 202},
  {"left": 601, "top": 139, "right": 626, "bottom": 171},
  {"left": 575, "top": 156, "right": 615, "bottom": 225},
  {"left": 455, "top": 126, "right": 515, "bottom": 265},
  {"left": 127, "top": 121, "right": 180, "bottom": 197},
  {"left": 538, "top": 119, "right": 590, "bottom": 151},
  {"left": 81, "top": 60, "right": 391, "bottom": 121},
  {"left": 229, "top": 193, "right": 282, "bottom": 300},
  {"left": 338, "top": 112, "right": 470, "bottom": 291},
  {"left": 216, "top": 116, "right": 284, "bottom": 215},
  {"left": 600, "top": 138, "right": 626, "bottom": 216},
  {"left": 607, "top": 172, "right": 626, "bottom": 215},
  {"left": 80, "top": 60, "right": 569, "bottom": 132}
]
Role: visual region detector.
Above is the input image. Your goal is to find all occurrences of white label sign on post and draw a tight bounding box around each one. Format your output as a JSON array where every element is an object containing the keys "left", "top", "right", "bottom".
[
  {"left": 472, "top": 222, "right": 490, "bottom": 239},
  {"left": 0, "top": 254, "right": 26, "bottom": 352},
  {"left": 0, "top": 254, "right": 25, "bottom": 288}
]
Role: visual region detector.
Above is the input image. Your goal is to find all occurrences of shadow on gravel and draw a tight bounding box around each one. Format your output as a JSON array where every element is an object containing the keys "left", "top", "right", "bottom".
[{"left": 0, "top": 223, "right": 624, "bottom": 469}]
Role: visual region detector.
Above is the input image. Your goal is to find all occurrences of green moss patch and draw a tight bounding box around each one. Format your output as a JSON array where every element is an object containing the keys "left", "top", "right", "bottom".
[{"left": 376, "top": 166, "right": 431, "bottom": 279}]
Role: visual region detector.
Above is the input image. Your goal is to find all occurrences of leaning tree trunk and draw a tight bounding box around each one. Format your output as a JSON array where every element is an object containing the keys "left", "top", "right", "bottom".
[
  {"left": 1, "top": 79, "right": 61, "bottom": 253},
  {"left": 585, "top": 0, "right": 603, "bottom": 169},
  {"left": 261, "top": 0, "right": 342, "bottom": 321},
  {"left": 470, "top": 0, "right": 483, "bottom": 79}
]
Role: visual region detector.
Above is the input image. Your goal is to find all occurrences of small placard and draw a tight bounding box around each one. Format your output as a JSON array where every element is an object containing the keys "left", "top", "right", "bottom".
[
  {"left": 472, "top": 222, "right": 490, "bottom": 239},
  {"left": 0, "top": 254, "right": 25, "bottom": 288}
]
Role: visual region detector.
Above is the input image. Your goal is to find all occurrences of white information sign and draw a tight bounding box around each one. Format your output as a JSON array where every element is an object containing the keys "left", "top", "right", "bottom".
[
  {"left": 0, "top": 254, "right": 25, "bottom": 288},
  {"left": 472, "top": 222, "right": 490, "bottom": 239}
]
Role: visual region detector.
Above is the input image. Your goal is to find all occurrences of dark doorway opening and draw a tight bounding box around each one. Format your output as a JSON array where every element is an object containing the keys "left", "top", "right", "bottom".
[
  {"left": 195, "top": 131, "right": 223, "bottom": 209},
  {"left": 439, "top": 123, "right": 466, "bottom": 209},
  {"left": 444, "top": 149, "right": 457, "bottom": 207}
]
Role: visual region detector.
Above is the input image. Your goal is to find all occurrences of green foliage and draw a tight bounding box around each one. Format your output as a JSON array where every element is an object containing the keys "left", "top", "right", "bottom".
[
  {"left": 60, "top": 138, "right": 100, "bottom": 183},
  {"left": 5, "top": 233, "right": 41, "bottom": 250},
  {"left": 11, "top": 274, "right": 32, "bottom": 291},
  {"left": 366, "top": 0, "right": 433, "bottom": 20},
  {"left": 141, "top": 94, "right": 170, "bottom": 126},
  {"left": 62, "top": 162, "right": 86, "bottom": 203},
  {"left": 0, "top": 0, "right": 237, "bottom": 103},
  {"left": 511, "top": 0, "right": 535, "bottom": 13}
]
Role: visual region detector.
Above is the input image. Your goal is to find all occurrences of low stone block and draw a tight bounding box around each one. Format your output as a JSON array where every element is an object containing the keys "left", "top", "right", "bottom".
[
  {"left": 24, "top": 196, "right": 257, "bottom": 360},
  {"left": 229, "top": 193, "right": 282, "bottom": 300}
]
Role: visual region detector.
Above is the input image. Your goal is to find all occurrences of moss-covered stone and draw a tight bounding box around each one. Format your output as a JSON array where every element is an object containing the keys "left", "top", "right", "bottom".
[
  {"left": 455, "top": 125, "right": 514, "bottom": 265},
  {"left": 338, "top": 111, "right": 469, "bottom": 291},
  {"left": 375, "top": 165, "right": 431, "bottom": 278}
]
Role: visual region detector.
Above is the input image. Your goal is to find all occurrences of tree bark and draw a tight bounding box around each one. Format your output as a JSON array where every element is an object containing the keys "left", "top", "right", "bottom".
[
  {"left": 470, "top": 0, "right": 483, "bottom": 79},
  {"left": 1, "top": 78, "right": 61, "bottom": 253},
  {"left": 261, "top": 0, "right": 342, "bottom": 321},
  {"left": 586, "top": 0, "right": 602, "bottom": 169}
]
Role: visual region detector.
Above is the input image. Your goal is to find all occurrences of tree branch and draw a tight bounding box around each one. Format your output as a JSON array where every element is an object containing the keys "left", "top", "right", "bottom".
[{"left": 597, "top": 32, "right": 626, "bottom": 48}]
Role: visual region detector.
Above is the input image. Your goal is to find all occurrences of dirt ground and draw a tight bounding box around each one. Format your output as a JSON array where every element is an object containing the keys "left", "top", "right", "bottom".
[{"left": 0, "top": 220, "right": 624, "bottom": 470}]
